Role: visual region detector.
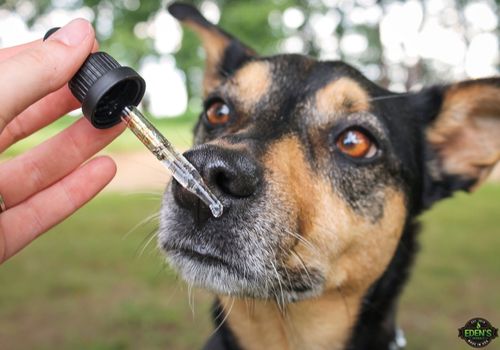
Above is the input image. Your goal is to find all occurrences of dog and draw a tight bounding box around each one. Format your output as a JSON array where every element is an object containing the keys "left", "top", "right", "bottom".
[{"left": 158, "top": 3, "right": 500, "bottom": 350}]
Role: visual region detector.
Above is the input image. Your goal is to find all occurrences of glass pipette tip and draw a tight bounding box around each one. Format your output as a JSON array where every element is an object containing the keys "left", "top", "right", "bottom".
[{"left": 120, "top": 106, "right": 223, "bottom": 218}]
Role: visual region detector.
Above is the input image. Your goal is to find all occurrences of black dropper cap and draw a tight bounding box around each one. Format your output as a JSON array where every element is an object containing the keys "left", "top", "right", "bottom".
[{"left": 44, "top": 27, "right": 146, "bottom": 129}]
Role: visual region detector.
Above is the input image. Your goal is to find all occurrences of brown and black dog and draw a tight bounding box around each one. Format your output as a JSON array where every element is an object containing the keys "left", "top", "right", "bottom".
[{"left": 158, "top": 3, "right": 500, "bottom": 350}]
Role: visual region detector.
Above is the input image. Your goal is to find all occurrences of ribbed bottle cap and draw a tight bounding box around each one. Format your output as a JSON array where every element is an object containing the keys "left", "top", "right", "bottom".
[{"left": 44, "top": 28, "right": 146, "bottom": 129}]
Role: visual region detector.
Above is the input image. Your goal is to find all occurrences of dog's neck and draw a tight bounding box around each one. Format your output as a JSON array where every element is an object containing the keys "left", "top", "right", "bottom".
[
  {"left": 205, "top": 221, "right": 419, "bottom": 350},
  {"left": 218, "top": 291, "right": 365, "bottom": 350}
]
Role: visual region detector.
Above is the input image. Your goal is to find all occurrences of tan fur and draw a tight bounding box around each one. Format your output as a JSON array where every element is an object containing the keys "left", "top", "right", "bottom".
[
  {"left": 427, "top": 84, "right": 500, "bottom": 186},
  {"left": 220, "top": 137, "right": 407, "bottom": 350},
  {"left": 220, "top": 292, "right": 363, "bottom": 350},
  {"left": 315, "top": 78, "right": 370, "bottom": 123},
  {"left": 228, "top": 61, "right": 271, "bottom": 111}
]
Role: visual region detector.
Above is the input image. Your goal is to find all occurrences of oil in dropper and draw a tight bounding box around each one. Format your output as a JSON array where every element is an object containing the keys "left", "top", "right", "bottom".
[
  {"left": 120, "top": 106, "right": 223, "bottom": 218},
  {"left": 42, "top": 28, "right": 223, "bottom": 218}
]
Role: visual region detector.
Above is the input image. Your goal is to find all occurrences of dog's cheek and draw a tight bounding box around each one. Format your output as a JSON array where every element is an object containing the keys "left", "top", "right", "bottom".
[
  {"left": 317, "top": 187, "right": 407, "bottom": 292},
  {"left": 262, "top": 137, "right": 331, "bottom": 276}
]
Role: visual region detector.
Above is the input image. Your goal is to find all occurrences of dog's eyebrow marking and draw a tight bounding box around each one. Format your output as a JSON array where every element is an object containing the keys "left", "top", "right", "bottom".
[
  {"left": 228, "top": 61, "right": 271, "bottom": 109},
  {"left": 314, "top": 77, "right": 370, "bottom": 123}
]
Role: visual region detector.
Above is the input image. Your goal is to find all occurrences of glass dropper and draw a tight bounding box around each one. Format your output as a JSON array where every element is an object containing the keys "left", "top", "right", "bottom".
[
  {"left": 42, "top": 28, "right": 223, "bottom": 218},
  {"left": 120, "top": 106, "right": 223, "bottom": 217}
]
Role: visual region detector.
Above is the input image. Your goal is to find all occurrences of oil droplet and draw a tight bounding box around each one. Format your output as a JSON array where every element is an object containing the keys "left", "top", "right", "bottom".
[{"left": 209, "top": 202, "right": 224, "bottom": 218}]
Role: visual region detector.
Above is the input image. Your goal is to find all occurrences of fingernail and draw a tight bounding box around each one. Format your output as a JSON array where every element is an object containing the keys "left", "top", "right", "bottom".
[{"left": 47, "top": 18, "right": 91, "bottom": 47}]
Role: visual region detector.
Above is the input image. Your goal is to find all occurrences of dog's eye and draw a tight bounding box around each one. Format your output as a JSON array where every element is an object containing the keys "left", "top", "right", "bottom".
[
  {"left": 205, "top": 101, "right": 231, "bottom": 126},
  {"left": 336, "top": 129, "right": 377, "bottom": 159}
]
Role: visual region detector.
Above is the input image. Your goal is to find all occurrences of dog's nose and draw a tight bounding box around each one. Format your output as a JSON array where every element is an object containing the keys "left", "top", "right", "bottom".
[{"left": 172, "top": 145, "right": 262, "bottom": 217}]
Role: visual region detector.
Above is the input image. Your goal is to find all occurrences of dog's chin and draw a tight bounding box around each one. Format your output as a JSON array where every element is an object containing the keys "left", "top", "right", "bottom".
[
  {"left": 165, "top": 249, "right": 265, "bottom": 297},
  {"left": 165, "top": 247, "right": 324, "bottom": 302},
  {"left": 158, "top": 186, "right": 325, "bottom": 302}
]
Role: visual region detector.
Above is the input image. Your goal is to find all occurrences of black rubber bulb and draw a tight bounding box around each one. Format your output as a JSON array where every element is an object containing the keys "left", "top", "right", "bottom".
[{"left": 44, "top": 27, "right": 146, "bottom": 129}]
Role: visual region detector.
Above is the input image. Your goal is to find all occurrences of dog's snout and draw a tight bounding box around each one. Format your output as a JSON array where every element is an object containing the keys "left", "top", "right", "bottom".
[
  {"left": 206, "top": 158, "right": 260, "bottom": 198},
  {"left": 172, "top": 145, "right": 262, "bottom": 217}
]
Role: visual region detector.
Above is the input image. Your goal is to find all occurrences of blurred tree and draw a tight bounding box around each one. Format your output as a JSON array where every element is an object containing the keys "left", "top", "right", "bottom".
[
  {"left": 1, "top": 0, "right": 498, "bottom": 114},
  {"left": 2, "top": 0, "right": 162, "bottom": 66}
]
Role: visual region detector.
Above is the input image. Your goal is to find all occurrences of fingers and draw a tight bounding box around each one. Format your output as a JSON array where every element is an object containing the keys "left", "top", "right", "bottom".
[
  {"left": 0, "top": 118, "right": 125, "bottom": 209},
  {"left": 0, "top": 31, "right": 98, "bottom": 62},
  {"left": 0, "top": 85, "right": 79, "bottom": 152},
  {"left": 0, "top": 18, "right": 95, "bottom": 132},
  {"left": 0, "top": 156, "right": 117, "bottom": 263},
  {"left": 0, "top": 39, "right": 100, "bottom": 152},
  {"left": 0, "top": 39, "right": 42, "bottom": 62}
]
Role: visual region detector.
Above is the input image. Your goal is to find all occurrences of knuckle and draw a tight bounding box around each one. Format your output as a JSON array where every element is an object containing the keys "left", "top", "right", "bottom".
[
  {"left": 60, "top": 180, "right": 78, "bottom": 213},
  {"left": 23, "top": 156, "right": 45, "bottom": 192},
  {"left": 24, "top": 198, "right": 45, "bottom": 236},
  {"left": 4, "top": 117, "right": 26, "bottom": 144}
]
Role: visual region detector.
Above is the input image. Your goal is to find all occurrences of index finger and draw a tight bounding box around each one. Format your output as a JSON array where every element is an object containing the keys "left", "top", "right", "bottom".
[
  {"left": 0, "top": 39, "right": 41, "bottom": 62},
  {"left": 0, "top": 35, "right": 99, "bottom": 63},
  {"left": 0, "top": 18, "right": 95, "bottom": 132}
]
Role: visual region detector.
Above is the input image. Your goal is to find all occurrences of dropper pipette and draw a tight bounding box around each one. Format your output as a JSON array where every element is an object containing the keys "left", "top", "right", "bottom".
[
  {"left": 120, "top": 106, "right": 223, "bottom": 217},
  {"left": 43, "top": 28, "right": 223, "bottom": 218}
]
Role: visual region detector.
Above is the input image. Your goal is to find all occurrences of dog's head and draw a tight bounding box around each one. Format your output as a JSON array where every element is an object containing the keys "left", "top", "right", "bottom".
[{"left": 159, "top": 3, "right": 500, "bottom": 303}]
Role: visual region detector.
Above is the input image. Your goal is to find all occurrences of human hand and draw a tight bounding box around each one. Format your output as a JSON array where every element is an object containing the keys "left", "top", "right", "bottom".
[{"left": 0, "top": 19, "right": 125, "bottom": 264}]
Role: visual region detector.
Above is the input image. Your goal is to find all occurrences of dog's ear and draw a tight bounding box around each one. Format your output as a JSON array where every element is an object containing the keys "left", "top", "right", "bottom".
[
  {"left": 412, "top": 78, "right": 500, "bottom": 207},
  {"left": 168, "top": 2, "right": 256, "bottom": 96}
]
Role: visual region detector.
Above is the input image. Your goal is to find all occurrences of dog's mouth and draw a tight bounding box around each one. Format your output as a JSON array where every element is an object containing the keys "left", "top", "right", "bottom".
[
  {"left": 173, "top": 247, "right": 226, "bottom": 267},
  {"left": 163, "top": 242, "right": 239, "bottom": 274},
  {"left": 158, "top": 181, "right": 325, "bottom": 301}
]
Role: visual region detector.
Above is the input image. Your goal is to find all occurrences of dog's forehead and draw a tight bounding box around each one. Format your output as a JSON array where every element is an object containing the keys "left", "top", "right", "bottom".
[{"left": 223, "top": 55, "right": 379, "bottom": 123}]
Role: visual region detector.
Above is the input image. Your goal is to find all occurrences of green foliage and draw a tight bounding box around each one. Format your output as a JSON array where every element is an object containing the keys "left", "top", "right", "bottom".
[
  {"left": 4, "top": 0, "right": 498, "bottom": 101},
  {"left": 0, "top": 184, "right": 499, "bottom": 349}
]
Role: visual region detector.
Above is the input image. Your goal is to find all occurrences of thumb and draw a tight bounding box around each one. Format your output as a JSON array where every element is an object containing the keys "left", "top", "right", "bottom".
[{"left": 0, "top": 18, "right": 95, "bottom": 132}]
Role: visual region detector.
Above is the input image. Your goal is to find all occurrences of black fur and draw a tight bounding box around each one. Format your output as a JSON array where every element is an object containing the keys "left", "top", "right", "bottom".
[
  {"left": 163, "top": 4, "right": 500, "bottom": 350},
  {"left": 204, "top": 221, "right": 420, "bottom": 350},
  {"left": 168, "top": 3, "right": 213, "bottom": 27},
  {"left": 168, "top": 2, "right": 255, "bottom": 80},
  {"left": 203, "top": 301, "right": 243, "bottom": 350}
]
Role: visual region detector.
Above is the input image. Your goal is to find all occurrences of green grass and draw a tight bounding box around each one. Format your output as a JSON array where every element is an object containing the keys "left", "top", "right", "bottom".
[
  {"left": 400, "top": 184, "right": 500, "bottom": 349},
  {"left": 1, "top": 112, "right": 198, "bottom": 158},
  {"left": 0, "top": 194, "right": 212, "bottom": 350},
  {"left": 0, "top": 185, "right": 499, "bottom": 349}
]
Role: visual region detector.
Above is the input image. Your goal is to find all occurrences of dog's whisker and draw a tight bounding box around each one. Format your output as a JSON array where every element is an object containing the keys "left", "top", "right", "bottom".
[
  {"left": 283, "top": 228, "right": 319, "bottom": 255},
  {"left": 123, "top": 212, "right": 160, "bottom": 239},
  {"left": 213, "top": 300, "right": 228, "bottom": 324},
  {"left": 368, "top": 92, "right": 413, "bottom": 102},
  {"left": 281, "top": 302, "right": 301, "bottom": 346},
  {"left": 130, "top": 196, "right": 164, "bottom": 202},
  {"left": 270, "top": 260, "right": 286, "bottom": 310},
  {"left": 210, "top": 297, "right": 236, "bottom": 338},
  {"left": 121, "top": 191, "right": 163, "bottom": 197},
  {"left": 138, "top": 229, "right": 158, "bottom": 257},
  {"left": 273, "top": 300, "right": 289, "bottom": 327},
  {"left": 187, "top": 283, "right": 196, "bottom": 318},
  {"left": 290, "top": 249, "right": 314, "bottom": 289},
  {"left": 134, "top": 226, "right": 157, "bottom": 253},
  {"left": 277, "top": 246, "right": 293, "bottom": 288}
]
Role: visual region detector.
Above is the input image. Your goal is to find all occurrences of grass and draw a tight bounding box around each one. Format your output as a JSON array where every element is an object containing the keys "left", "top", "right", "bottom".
[
  {"left": 0, "top": 184, "right": 499, "bottom": 349},
  {"left": 1, "top": 112, "right": 198, "bottom": 158},
  {"left": 400, "top": 184, "right": 500, "bottom": 349}
]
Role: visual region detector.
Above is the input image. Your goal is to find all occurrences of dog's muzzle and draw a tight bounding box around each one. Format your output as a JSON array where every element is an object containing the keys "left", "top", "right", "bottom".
[{"left": 171, "top": 144, "right": 263, "bottom": 220}]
